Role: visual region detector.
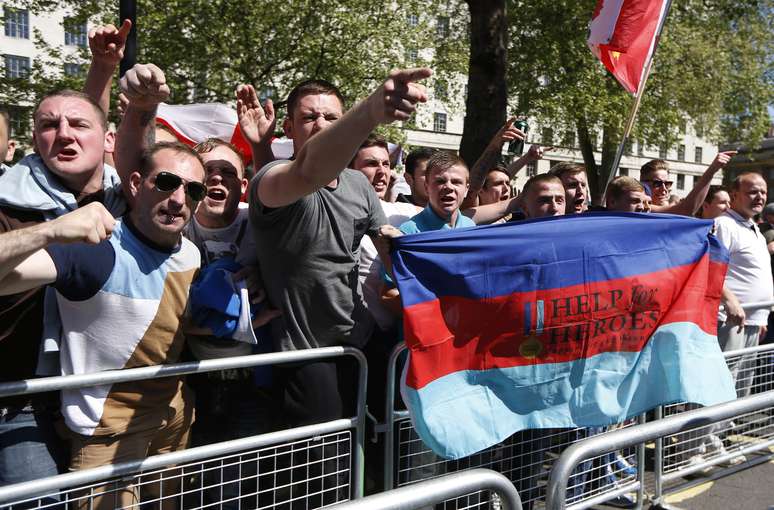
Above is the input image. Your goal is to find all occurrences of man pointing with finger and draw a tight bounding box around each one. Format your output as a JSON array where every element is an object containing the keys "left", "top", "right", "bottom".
[{"left": 245, "top": 69, "right": 430, "bottom": 434}]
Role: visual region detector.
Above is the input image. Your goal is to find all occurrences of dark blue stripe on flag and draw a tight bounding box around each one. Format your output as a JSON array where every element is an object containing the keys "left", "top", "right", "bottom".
[{"left": 392, "top": 212, "right": 717, "bottom": 307}]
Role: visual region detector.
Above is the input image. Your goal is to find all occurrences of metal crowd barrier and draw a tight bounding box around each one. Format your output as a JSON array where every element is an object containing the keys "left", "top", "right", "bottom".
[
  {"left": 380, "top": 343, "right": 646, "bottom": 509},
  {"left": 652, "top": 341, "right": 774, "bottom": 503},
  {"left": 330, "top": 469, "right": 523, "bottom": 510},
  {"left": 546, "top": 391, "right": 774, "bottom": 510},
  {"left": 0, "top": 346, "right": 367, "bottom": 509}
]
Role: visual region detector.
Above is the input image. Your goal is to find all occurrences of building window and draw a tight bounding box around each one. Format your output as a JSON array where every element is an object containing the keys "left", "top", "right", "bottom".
[
  {"left": 434, "top": 80, "right": 447, "bottom": 100},
  {"left": 4, "top": 106, "right": 28, "bottom": 138},
  {"left": 679, "top": 119, "right": 687, "bottom": 134},
  {"left": 407, "top": 13, "right": 419, "bottom": 27},
  {"left": 259, "top": 86, "right": 276, "bottom": 102},
  {"left": 637, "top": 141, "right": 644, "bottom": 157},
  {"left": 677, "top": 144, "right": 685, "bottom": 161},
  {"left": 436, "top": 16, "right": 449, "bottom": 38},
  {"left": 4, "top": 55, "right": 30, "bottom": 78},
  {"left": 64, "top": 18, "right": 88, "bottom": 47},
  {"left": 405, "top": 47, "right": 418, "bottom": 62},
  {"left": 433, "top": 112, "right": 447, "bottom": 133},
  {"left": 619, "top": 168, "right": 629, "bottom": 176},
  {"left": 64, "top": 63, "right": 84, "bottom": 77},
  {"left": 694, "top": 146, "right": 703, "bottom": 164},
  {"left": 541, "top": 127, "right": 553, "bottom": 145},
  {"left": 676, "top": 173, "right": 685, "bottom": 190},
  {"left": 561, "top": 129, "right": 575, "bottom": 148},
  {"left": 624, "top": 139, "right": 634, "bottom": 155},
  {"left": 659, "top": 145, "right": 667, "bottom": 159},
  {"left": 4, "top": 8, "right": 29, "bottom": 39},
  {"left": 526, "top": 161, "right": 537, "bottom": 177}
]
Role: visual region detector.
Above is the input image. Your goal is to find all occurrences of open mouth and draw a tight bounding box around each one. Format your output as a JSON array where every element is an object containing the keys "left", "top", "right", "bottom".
[
  {"left": 206, "top": 188, "right": 227, "bottom": 201},
  {"left": 56, "top": 148, "right": 78, "bottom": 160}
]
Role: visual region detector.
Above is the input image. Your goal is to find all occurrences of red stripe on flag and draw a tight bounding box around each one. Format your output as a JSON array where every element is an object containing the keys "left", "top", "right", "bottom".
[{"left": 403, "top": 255, "right": 726, "bottom": 390}]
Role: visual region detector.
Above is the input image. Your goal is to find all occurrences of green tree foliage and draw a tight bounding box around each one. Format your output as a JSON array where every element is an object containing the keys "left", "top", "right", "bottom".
[
  {"left": 506, "top": 0, "right": 774, "bottom": 201},
  {"left": 0, "top": 0, "right": 468, "bottom": 144}
]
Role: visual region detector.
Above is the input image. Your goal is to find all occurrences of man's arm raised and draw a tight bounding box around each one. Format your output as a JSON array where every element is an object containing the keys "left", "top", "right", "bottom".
[
  {"left": 83, "top": 20, "right": 132, "bottom": 116},
  {"left": 653, "top": 151, "right": 736, "bottom": 215},
  {"left": 0, "top": 203, "right": 115, "bottom": 296},
  {"left": 256, "top": 68, "right": 431, "bottom": 208},
  {"left": 461, "top": 118, "right": 524, "bottom": 209},
  {"left": 115, "top": 63, "right": 171, "bottom": 191}
]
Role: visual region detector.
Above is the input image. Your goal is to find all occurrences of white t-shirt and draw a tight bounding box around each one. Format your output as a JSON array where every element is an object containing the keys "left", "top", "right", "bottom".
[
  {"left": 715, "top": 209, "right": 773, "bottom": 325},
  {"left": 359, "top": 200, "right": 420, "bottom": 331},
  {"left": 184, "top": 206, "right": 257, "bottom": 267},
  {"left": 183, "top": 206, "right": 259, "bottom": 359}
]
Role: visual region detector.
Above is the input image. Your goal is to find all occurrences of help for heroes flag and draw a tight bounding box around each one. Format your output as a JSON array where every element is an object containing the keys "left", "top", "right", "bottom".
[{"left": 392, "top": 213, "right": 736, "bottom": 459}]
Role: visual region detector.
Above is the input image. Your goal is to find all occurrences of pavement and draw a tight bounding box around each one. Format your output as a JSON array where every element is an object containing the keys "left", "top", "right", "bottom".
[
  {"left": 592, "top": 451, "right": 774, "bottom": 510},
  {"left": 655, "top": 457, "right": 774, "bottom": 510}
]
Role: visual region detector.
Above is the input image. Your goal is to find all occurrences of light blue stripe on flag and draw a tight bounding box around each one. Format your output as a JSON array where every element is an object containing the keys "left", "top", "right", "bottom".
[{"left": 401, "top": 321, "right": 736, "bottom": 459}]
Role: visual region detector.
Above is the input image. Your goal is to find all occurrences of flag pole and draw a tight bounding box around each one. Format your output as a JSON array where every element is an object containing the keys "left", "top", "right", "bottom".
[{"left": 601, "top": 0, "right": 674, "bottom": 204}]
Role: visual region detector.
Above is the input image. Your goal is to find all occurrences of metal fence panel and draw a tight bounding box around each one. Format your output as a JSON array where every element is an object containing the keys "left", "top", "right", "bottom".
[
  {"left": 330, "top": 469, "right": 523, "bottom": 510},
  {"left": 656, "top": 343, "right": 774, "bottom": 490},
  {"left": 0, "top": 347, "right": 368, "bottom": 509},
  {"left": 546, "top": 391, "right": 774, "bottom": 510},
  {"left": 383, "top": 344, "right": 644, "bottom": 510}
]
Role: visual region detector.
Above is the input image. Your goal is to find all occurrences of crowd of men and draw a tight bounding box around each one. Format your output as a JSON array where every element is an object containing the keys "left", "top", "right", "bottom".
[{"left": 0, "top": 19, "right": 771, "bottom": 510}]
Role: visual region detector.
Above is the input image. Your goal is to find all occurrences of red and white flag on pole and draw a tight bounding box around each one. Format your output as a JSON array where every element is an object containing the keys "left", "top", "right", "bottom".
[{"left": 588, "top": 0, "right": 669, "bottom": 94}]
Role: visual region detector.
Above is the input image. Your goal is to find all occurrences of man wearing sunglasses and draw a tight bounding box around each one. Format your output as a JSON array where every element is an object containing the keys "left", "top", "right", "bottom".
[
  {"left": 639, "top": 152, "right": 736, "bottom": 215},
  {"left": 0, "top": 141, "right": 205, "bottom": 507}
]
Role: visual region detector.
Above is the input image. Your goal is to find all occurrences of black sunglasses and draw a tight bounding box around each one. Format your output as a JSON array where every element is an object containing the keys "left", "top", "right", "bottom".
[
  {"left": 648, "top": 179, "right": 674, "bottom": 189},
  {"left": 152, "top": 171, "right": 207, "bottom": 201}
]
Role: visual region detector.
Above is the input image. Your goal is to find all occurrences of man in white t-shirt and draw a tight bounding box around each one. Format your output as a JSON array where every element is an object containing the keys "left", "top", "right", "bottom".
[{"left": 715, "top": 171, "right": 773, "bottom": 395}]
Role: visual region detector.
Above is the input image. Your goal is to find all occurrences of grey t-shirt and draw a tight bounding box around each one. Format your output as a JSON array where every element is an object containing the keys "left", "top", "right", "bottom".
[{"left": 249, "top": 160, "right": 388, "bottom": 351}]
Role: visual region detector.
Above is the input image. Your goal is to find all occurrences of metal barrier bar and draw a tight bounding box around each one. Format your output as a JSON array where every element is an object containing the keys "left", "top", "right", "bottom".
[
  {"left": 0, "top": 418, "right": 352, "bottom": 504},
  {"left": 0, "top": 346, "right": 368, "bottom": 503},
  {"left": 546, "top": 391, "right": 774, "bottom": 510},
  {"left": 330, "top": 469, "right": 522, "bottom": 510},
  {"left": 382, "top": 341, "right": 407, "bottom": 491},
  {"left": 380, "top": 342, "right": 645, "bottom": 509},
  {"left": 652, "top": 341, "right": 774, "bottom": 503}
]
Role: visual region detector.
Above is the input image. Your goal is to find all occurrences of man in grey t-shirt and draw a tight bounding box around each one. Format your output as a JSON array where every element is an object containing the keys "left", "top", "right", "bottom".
[{"left": 238, "top": 69, "right": 431, "bottom": 435}]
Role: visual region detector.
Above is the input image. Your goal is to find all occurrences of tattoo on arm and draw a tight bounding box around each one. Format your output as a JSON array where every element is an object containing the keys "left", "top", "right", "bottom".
[
  {"left": 469, "top": 145, "right": 501, "bottom": 195},
  {"left": 140, "top": 110, "right": 156, "bottom": 146}
]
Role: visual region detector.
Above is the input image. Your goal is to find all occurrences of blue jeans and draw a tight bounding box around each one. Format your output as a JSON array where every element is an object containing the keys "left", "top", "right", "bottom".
[{"left": 0, "top": 406, "right": 66, "bottom": 507}]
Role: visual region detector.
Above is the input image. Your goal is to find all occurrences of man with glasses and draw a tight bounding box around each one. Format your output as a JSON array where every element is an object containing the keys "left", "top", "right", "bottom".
[
  {"left": 0, "top": 141, "right": 205, "bottom": 508},
  {"left": 640, "top": 152, "right": 735, "bottom": 215}
]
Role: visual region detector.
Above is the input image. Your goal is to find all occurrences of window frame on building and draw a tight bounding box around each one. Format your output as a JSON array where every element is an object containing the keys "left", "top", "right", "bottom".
[
  {"left": 4, "top": 54, "right": 30, "bottom": 79},
  {"left": 436, "top": 16, "right": 450, "bottom": 38},
  {"left": 433, "top": 112, "right": 447, "bottom": 133},
  {"left": 694, "top": 146, "right": 703, "bottom": 164},
  {"left": 64, "top": 62, "right": 84, "bottom": 77},
  {"left": 3, "top": 7, "right": 29, "bottom": 39},
  {"left": 64, "top": 17, "right": 88, "bottom": 47}
]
